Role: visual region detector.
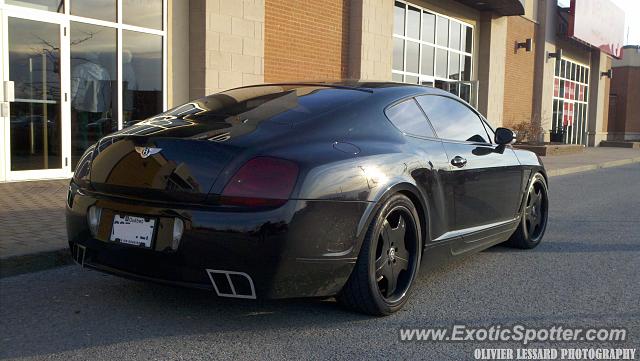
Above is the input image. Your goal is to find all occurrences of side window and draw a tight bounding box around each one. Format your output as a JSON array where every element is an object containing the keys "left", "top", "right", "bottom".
[
  {"left": 385, "top": 98, "right": 435, "bottom": 138},
  {"left": 416, "top": 95, "right": 490, "bottom": 143},
  {"left": 481, "top": 119, "right": 495, "bottom": 143}
]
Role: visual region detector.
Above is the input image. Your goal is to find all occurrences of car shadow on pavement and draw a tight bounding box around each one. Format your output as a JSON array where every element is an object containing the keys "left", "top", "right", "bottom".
[
  {"left": 0, "top": 266, "right": 372, "bottom": 359},
  {"left": 486, "top": 241, "right": 640, "bottom": 253}
]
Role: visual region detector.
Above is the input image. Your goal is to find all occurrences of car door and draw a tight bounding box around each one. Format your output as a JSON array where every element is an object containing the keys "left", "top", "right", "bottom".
[
  {"left": 415, "top": 95, "right": 523, "bottom": 235},
  {"left": 384, "top": 98, "right": 454, "bottom": 241}
]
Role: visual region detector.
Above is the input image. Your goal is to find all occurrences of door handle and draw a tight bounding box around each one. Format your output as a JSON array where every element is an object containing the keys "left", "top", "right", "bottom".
[
  {"left": 2, "top": 81, "right": 15, "bottom": 102},
  {"left": 451, "top": 156, "right": 467, "bottom": 168}
]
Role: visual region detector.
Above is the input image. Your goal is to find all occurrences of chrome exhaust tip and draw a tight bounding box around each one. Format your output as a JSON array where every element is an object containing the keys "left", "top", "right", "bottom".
[
  {"left": 72, "top": 244, "right": 87, "bottom": 267},
  {"left": 205, "top": 269, "right": 256, "bottom": 299}
]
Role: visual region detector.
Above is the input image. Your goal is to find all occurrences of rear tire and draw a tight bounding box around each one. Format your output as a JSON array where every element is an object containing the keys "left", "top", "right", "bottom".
[
  {"left": 337, "top": 194, "right": 422, "bottom": 316},
  {"left": 505, "top": 173, "right": 549, "bottom": 249}
]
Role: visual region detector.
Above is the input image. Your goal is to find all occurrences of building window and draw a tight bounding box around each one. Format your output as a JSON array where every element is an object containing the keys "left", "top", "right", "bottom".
[
  {"left": 71, "top": 0, "right": 117, "bottom": 22},
  {"left": 5, "top": 0, "right": 64, "bottom": 12},
  {"left": 70, "top": 22, "right": 117, "bottom": 167},
  {"left": 552, "top": 59, "right": 589, "bottom": 145},
  {"left": 392, "top": 1, "right": 475, "bottom": 105},
  {"left": 122, "top": 30, "right": 164, "bottom": 126},
  {"left": 1, "top": 0, "right": 167, "bottom": 178}
]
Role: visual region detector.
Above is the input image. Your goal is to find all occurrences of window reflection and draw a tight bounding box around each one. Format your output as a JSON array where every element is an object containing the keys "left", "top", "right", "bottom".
[
  {"left": 6, "top": 0, "right": 63, "bottom": 12},
  {"left": 394, "top": 2, "right": 405, "bottom": 36},
  {"left": 461, "top": 55, "right": 471, "bottom": 81},
  {"left": 421, "top": 45, "right": 434, "bottom": 76},
  {"left": 436, "top": 16, "right": 449, "bottom": 47},
  {"left": 450, "top": 22, "right": 461, "bottom": 50},
  {"left": 463, "top": 26, "right": 473, "bottom": 52},
  {"left": 385, "top": 99, "right": 434, "bottom": 138},
  {"left": 435, "top": 49, "right": 447, "bottom": 78},
  {"left": 71, "top": 0, "right": 116, "bottom": 22},
  {"left": 407, "top": 6, "right": 420, "bottom": 39},
  {"left": 123, "top": 30, "right": 163, "bottom": 126},
  {"left": 416, "top": 95, "right": 489, "bottom": 143},
  {"left": 406, "top": 41, "right": 419, "bottom": 74},
  {"left": 449, "top": 52, "right": 460, "bottom": 80},
  {"left": 393, "top": 38, "right": 404, "bottom": 71},
  {"left": 422, "top": 12, "right": 435, "bottom": 43},
  {"left": 124, "top": 0, "right": 163, "bottom": 30},
  {"left": 70, "top": 23, "right": 117, "bottom": 169},
  {"left": 8, "top": 18, "right": 62, "bottom": 171},
  {"left": 405, "top": 75, "right": 419, "bottom": 84}
]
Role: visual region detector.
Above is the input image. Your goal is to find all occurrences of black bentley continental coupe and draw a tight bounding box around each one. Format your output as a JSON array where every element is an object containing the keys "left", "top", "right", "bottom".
[{"left": 66, "top": 82, "right": 549, "bottom": 315}]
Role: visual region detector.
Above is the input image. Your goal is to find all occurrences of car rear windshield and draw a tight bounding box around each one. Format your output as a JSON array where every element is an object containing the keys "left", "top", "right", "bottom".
[{"left": 161, "top": 85, "right": 369, "bottom": 125}]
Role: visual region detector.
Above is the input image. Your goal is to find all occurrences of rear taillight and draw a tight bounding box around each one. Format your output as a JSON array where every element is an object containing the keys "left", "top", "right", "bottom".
[
  {"left": 87, "top": 206, "right": 102, "bottom": 237},
  {"left": 220, "top": 157, "right": 299, "bottom": 207}
]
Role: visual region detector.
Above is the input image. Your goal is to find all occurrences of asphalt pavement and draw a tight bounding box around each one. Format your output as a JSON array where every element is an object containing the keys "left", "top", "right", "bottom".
[{"left": 1, "top": 164, "right": 639, "bottom": 360}]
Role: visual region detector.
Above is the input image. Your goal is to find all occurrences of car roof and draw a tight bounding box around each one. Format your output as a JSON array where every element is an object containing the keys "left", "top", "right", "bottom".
[{"left": 232, "top": 80, "right": 449, "bottom": 97}]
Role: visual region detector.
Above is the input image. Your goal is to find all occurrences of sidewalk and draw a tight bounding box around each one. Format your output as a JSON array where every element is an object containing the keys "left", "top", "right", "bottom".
[
  {"left": 541, "top": 147, "right": 640, "bottom": 177},
  {"left": 1, "top": 147, "right": 639, "bottom": 276},
  {"left": 0, "top": 179, "right": 70, "bottom": 276}
]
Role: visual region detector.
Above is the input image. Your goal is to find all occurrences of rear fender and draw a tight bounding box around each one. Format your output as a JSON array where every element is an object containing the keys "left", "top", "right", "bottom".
[{"left": 353, "top": 180, "right": 430, "bottom": 258}]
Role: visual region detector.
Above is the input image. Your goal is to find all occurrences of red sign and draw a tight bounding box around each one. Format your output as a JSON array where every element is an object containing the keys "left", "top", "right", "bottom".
[
  {"left": 568, "top": 0, "right": 625, "bottom": 58},
  {"left": 579, "top": 85, "right": 584, "bottom": 101},
  {"left": 563, "top": 102, "right": 574, "bottom": 127}
]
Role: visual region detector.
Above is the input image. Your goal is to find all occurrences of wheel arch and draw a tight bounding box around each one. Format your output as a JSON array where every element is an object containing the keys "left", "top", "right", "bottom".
[{"left": 353, "top": 182, "right": 431, "bottom": 258}]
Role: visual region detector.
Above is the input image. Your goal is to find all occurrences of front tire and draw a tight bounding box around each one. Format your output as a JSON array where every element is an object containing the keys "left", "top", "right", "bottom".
[
  {"left": 337, "top": 194, "right": 422, "bottom": 316},
  {"left": 505, "top": 173, "right": 549, "bottom": 249}
]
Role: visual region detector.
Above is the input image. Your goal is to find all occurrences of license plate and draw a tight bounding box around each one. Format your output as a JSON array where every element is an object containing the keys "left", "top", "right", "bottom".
[{"left": 110, "top": 214, "right": 156, "bottom": 248}]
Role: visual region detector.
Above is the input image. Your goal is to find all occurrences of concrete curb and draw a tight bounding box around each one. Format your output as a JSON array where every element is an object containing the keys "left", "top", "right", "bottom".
[
  {"left": 546, "top": 156, "right": 640, "bottom": 177},
  {"left": 1, "top": 157, "right": 639, "bottom": 278},
  {"left": 0, "top": 249, "right": 73, "bottom": 278}
]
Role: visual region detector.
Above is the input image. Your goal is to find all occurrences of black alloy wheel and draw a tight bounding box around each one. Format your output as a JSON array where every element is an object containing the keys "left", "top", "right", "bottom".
[
  {"left": 524, "top": 180, "right": 547, "bottom": 242},
  {"left": 338, "top": 193, "right": 422, "bottom": 315},
  {"left": 374, "top": 208, "right": 418, "bottom": 302},
  {"left": 506, "top": 173, "right": 549, "bottom": 249}
]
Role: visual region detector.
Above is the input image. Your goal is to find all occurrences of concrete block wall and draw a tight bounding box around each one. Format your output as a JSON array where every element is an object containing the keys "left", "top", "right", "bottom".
[
  {"left": 349, "top": 0, "right": 394, "bottom": 81},
  {"left": 477, "top": 14, "right": 507, "bottom": 127},
  {"left": 190, "top": 0, "right": 264, "bottom": 98}
]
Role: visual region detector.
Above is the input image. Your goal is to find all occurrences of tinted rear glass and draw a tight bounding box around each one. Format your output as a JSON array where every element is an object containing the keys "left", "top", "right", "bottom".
[
  {"left": 164, "top": 85, "right": 368, "bottom": 124},
  {"left": 385, "top": 98, "right": 435, "bottom": 138},
  {"left": 115, "top": 85, "right": 369, "bottom": 138},
  {"left": 416, "top": 95, "right": 490, "bottom": 143}
]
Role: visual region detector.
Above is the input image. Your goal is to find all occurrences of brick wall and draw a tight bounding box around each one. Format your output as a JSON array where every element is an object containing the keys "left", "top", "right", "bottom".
[
  {"left": 264, "top": 0, "right": 350, "bottom": 82},
  {"left": 503, "top": 16, "right": 537, "bottom": 129},
  {"left": 609, "top": 66, "right": 640, "bottom": 135}
]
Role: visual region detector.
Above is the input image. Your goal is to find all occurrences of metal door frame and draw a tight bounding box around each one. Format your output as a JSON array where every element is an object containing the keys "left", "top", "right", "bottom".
[{"left": 1, "top": 7, "right": 71, "bottom": 181}]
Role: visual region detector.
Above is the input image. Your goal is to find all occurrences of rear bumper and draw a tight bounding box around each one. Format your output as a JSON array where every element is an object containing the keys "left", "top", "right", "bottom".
[{"left": 66, "top": 182, "right": 369, "bottom": 299}]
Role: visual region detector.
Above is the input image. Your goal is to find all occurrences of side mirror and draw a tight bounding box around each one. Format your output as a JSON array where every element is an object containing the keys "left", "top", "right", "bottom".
[{"left": 495, "top": 127, "right": 516, "bottom": 145}]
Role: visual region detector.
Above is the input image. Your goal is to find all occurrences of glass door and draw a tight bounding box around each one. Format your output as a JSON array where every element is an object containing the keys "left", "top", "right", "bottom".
[{"left": 1, "top": 9, "right": 70, "bottom": 181}]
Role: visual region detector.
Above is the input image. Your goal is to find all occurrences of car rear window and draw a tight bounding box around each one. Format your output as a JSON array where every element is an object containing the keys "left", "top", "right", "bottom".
[
  {"left": 385, "top": 98, "right": 435, "bottom": 138},
  {"left": 163, "top": 85, "right": 369, "bottom": 125},
  {"left": 416, "top": 95, "right": 490, "bottom": 143}
]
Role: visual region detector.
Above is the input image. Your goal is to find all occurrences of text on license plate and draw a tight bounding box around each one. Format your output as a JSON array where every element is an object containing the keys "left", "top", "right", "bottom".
[{"left": 110, "top": 214, "right": 156, "bottom": 248}]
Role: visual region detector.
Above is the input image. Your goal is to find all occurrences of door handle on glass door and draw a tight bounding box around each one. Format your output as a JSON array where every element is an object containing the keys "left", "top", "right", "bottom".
[{"left": 451, "top": 156, "right": 467, "bottom": 168}]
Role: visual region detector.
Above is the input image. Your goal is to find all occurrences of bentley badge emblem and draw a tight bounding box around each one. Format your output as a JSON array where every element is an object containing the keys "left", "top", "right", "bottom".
[{"left": 134, "top": 146, "right": 162, "bottom": 159}]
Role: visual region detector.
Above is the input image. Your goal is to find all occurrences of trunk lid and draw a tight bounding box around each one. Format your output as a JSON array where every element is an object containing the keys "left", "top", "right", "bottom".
[{"left": 90, "top": 135, "right": 237, "bottom": 203}]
